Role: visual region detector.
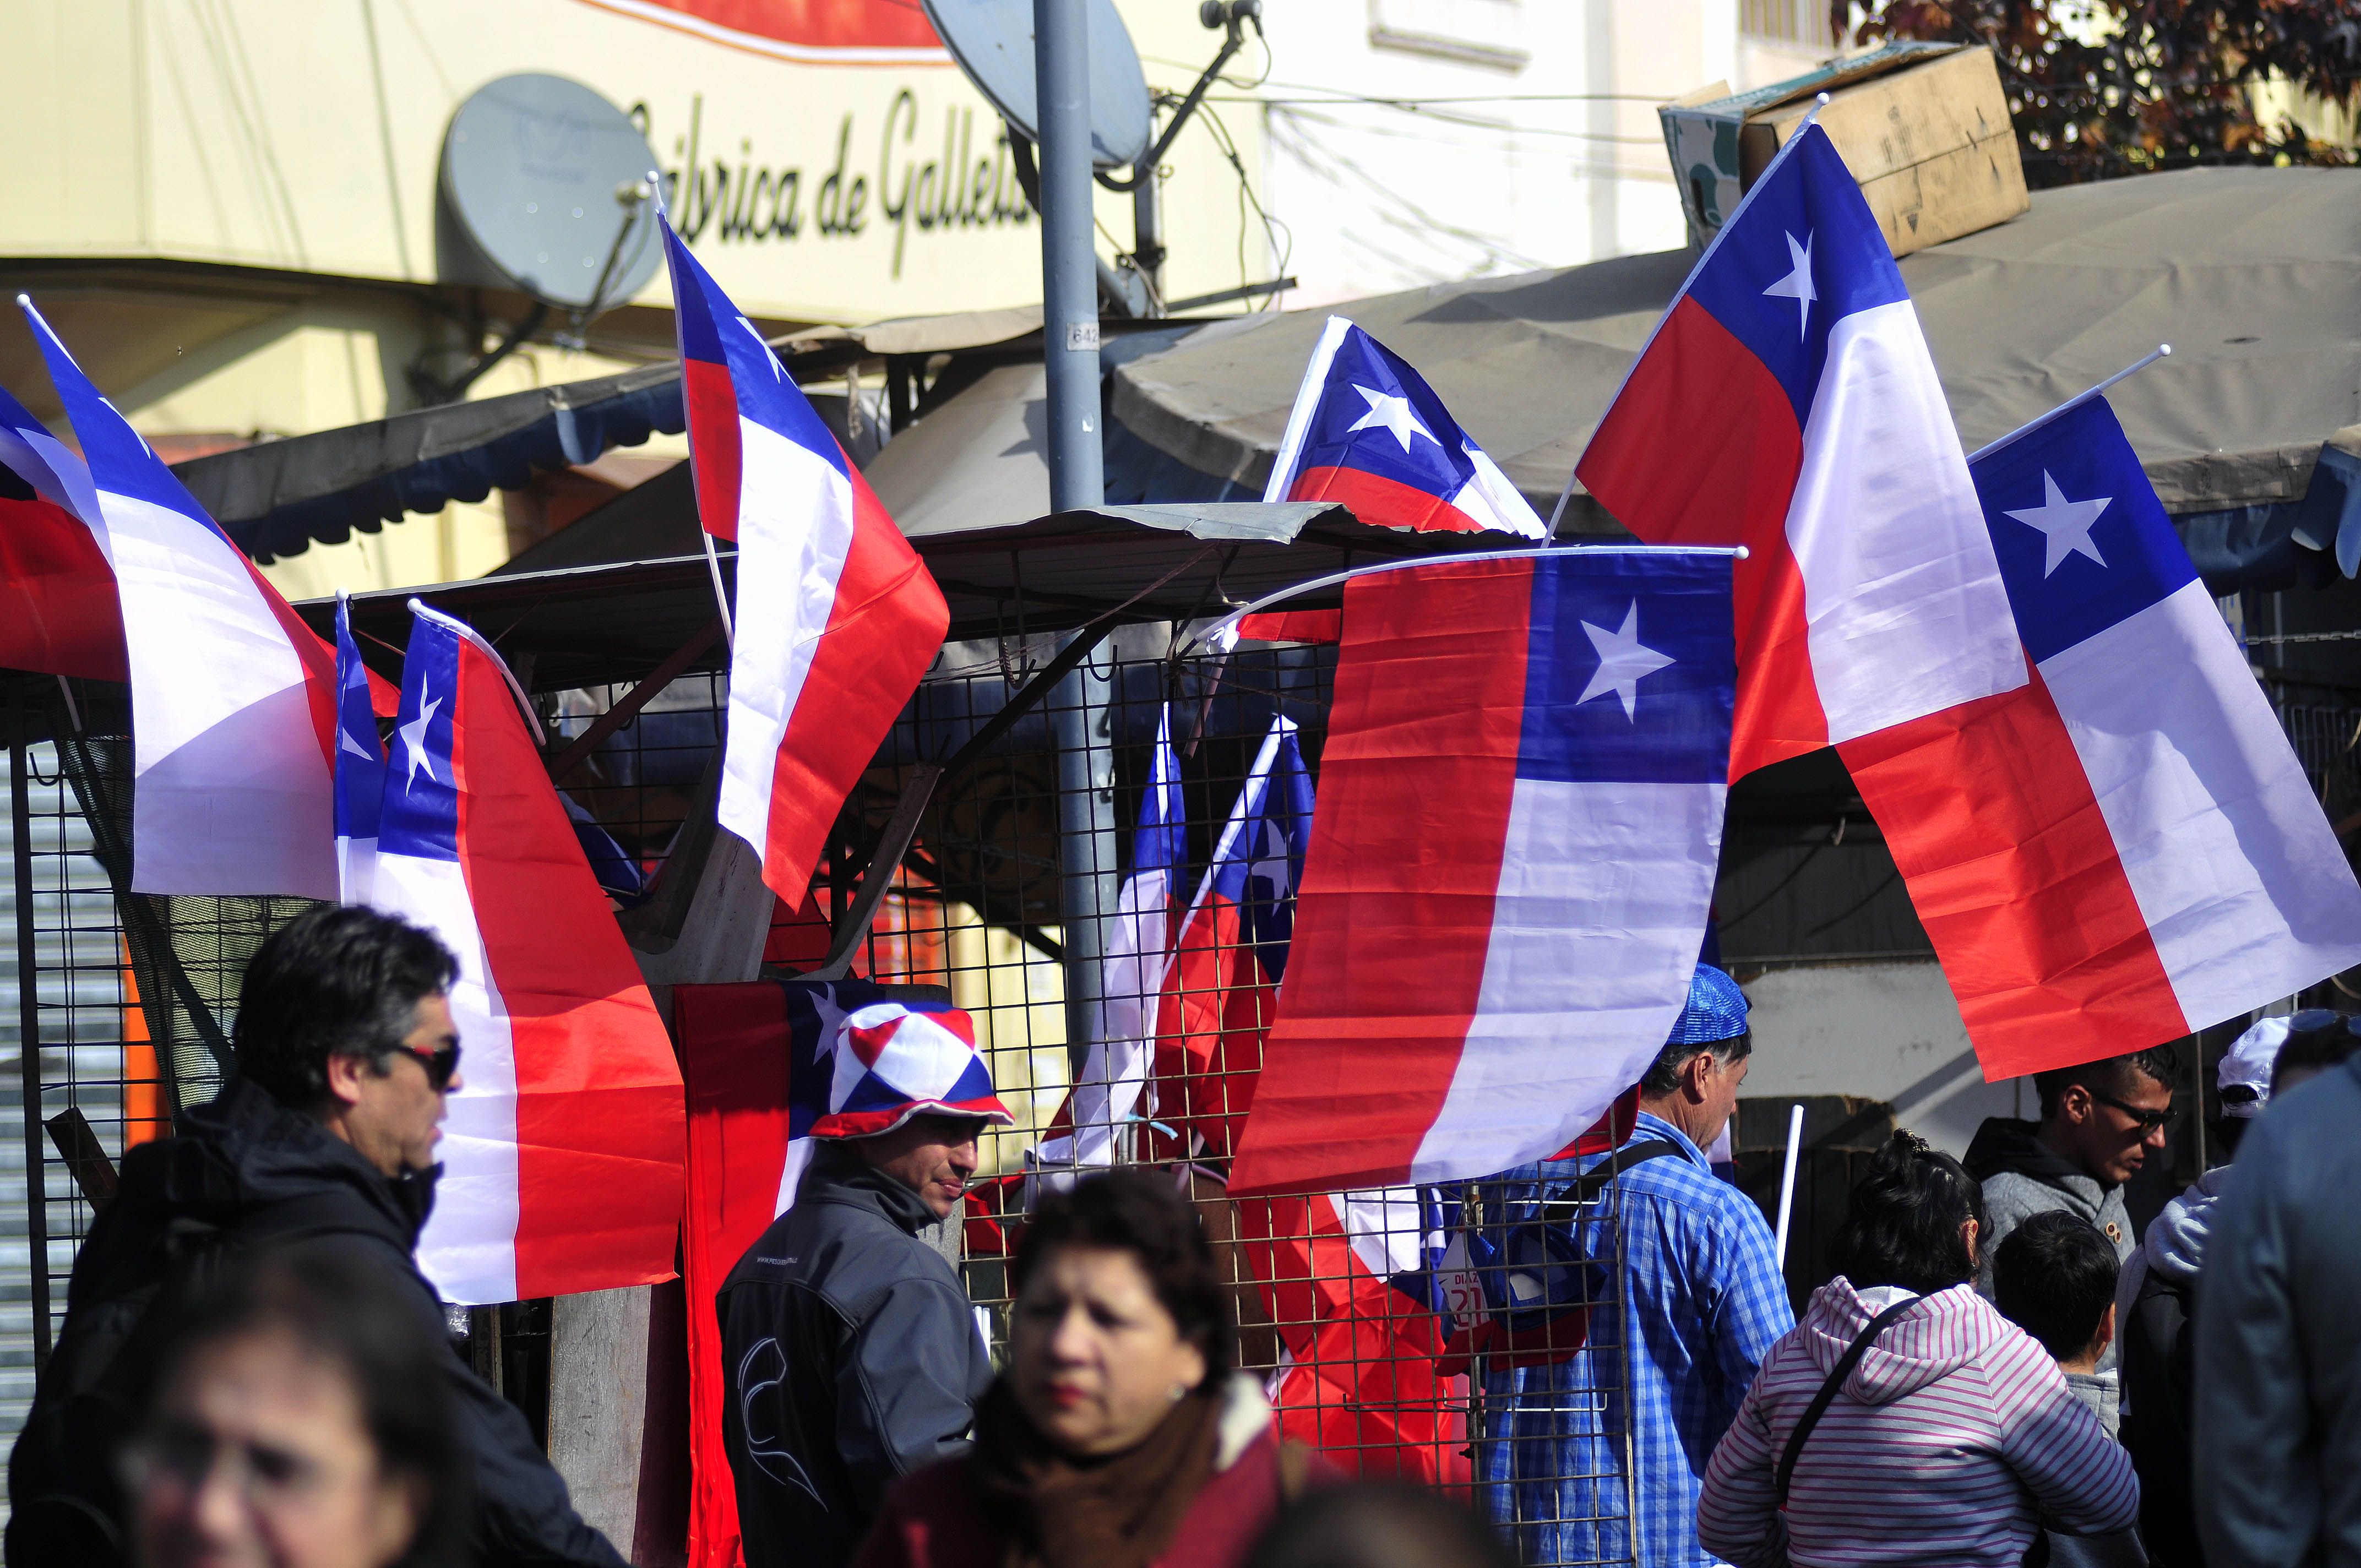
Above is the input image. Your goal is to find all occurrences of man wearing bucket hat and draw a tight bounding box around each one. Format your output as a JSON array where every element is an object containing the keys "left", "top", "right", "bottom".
[
  {"left": 1476, "top": 963, "right": 1793, "bottom": 1568},
  {"left": 716, "top": 998, "right": 1014, "bottom": 1568}
]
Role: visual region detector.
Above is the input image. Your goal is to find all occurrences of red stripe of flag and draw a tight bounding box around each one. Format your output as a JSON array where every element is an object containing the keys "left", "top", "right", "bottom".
[
  {"left": 683, "top": 358, "right": 744, "bottom": 542},
  {"left": 0, "top": 493, "right": 127, "bottom": 681},
  {"left": 675, "top": 982, "right": 800, "bottom": 1568},
  {"left": 1232, "top": 559, "right": 1531, "bottom": 1195},
  {"left": 1287, "top": 464, "right": 1489, "bottom": 535},
  {"left": 757, "top": 465, "right": 948, "bottom": 901},
  {"left": 1837, "top": 666, "right": 2186, "bottom": 1077},
  {"left": 453, "top": 640, "right": 685, "bottom": 1299},
  {"left": 1575, "top": 295, "right": 1824, "bottom": 778}
]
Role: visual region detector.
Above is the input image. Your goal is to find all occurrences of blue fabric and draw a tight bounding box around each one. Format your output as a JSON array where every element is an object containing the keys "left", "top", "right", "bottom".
[
  {"left": 1667, "top": 963, "right": 1749, "bottom": 1046},
  {"left": 1477, "top": 1110, "right": 1793, "bottom": 1568}
]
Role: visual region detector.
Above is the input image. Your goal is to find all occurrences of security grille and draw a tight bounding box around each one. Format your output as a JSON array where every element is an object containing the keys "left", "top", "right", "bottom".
[{"left": 0, "top": 642, "right": 1671, "bottom": 1562}]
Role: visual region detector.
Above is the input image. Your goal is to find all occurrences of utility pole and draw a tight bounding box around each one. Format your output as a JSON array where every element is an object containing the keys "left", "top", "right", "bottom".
[{"left": 1035, "top": 0, "right": 1119, "bottom": 1077}]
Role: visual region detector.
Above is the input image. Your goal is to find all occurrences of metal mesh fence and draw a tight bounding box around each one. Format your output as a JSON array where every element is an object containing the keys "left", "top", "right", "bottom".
[{"left": 3, "top": 644, "right": 1665, "bottom": 1562}]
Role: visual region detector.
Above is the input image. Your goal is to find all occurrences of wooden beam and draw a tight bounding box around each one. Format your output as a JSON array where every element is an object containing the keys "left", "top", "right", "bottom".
[{"left": 544, "top": 619, "right": 723, "bottom": 784}]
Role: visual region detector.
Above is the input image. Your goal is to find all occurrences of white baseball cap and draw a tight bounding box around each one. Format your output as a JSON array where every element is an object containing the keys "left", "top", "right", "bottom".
[{"left": 2217, "top": 1016, "right": 2293, "bottom": 1119}]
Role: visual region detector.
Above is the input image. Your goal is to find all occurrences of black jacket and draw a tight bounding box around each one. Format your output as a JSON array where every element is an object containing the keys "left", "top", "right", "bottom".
[
  {"left": 716, "top": 1143, "right": 992, "bottom": 1568},
  {"left": 2195, "top": 1058, "right": 2361, "bottom": 1568},
  {"left": 5, "top": 1077, "right": 623, "bottom": 1568},
  {"left": 2123, "top": 1265, "right": 2199, "bottom": 1568}
]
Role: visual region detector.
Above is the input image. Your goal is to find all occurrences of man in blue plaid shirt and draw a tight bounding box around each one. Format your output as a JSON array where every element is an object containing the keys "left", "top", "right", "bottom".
[{"left": 1476, "top": 965, "right": 1793, "bottom": 1568}]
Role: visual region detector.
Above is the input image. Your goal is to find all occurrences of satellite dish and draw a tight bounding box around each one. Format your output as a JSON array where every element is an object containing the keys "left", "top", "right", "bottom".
[
  {"left": 921, "top": 0, "right": 1152, "bottom": 169},
  {"left": 438, "top": 74, "right": 662, "bottom": 313}
]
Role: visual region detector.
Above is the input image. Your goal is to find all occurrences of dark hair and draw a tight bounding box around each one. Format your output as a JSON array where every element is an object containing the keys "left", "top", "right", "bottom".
[
  {"left": 2032, "top": 1048, "right": 2177, "bottom": 1121},
  {"left": 1245, "top": 1483, "right": 1517, "bottom": 1568},
  {"left": 1014, "top": 1169, "right": 1234, "bottom": 1380},
  {"left": 233, "top": 906, "right": 458, "bottom": 1106},
  {"left": 2271, "top": 1011, "right": 2361, "bottom": 1097},
  {"left": 1827, "top": 1131, "right": 1988, "bottom": 1294},
  {"left": 1639, "top": 1031, "right": 1753, "bottom": 1096},
  {"left": 130, "top": 1246, "right": 469, "bottom": 1568},
  {"left": 1991, "top": 1210, "right": 2120, "bottom": 1362}
]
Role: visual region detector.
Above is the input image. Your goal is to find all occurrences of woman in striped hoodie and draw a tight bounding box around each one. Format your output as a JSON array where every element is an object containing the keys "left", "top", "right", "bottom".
[{"left": 1697, "top": 1132, "right": 2139, "bottom": 1568}]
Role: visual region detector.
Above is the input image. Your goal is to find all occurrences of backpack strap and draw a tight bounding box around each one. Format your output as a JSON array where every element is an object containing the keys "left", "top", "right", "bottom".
[
  {"left": 1775, "top": 1298, "right": 1920, "bottom": 1507},
  {"left": 1536, "top": 1140, "right": 1685, "bottom": 1226}
]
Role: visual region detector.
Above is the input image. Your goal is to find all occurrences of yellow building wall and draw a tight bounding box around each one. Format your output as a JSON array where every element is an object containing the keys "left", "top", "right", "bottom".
[{"left": 0, "top": 0, "right": 1270, "bottom": 325}]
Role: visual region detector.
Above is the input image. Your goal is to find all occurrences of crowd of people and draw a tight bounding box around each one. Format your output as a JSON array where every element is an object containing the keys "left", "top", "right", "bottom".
[{"left": 7, "top": 904, "right": 2361, "bottom": 1568}]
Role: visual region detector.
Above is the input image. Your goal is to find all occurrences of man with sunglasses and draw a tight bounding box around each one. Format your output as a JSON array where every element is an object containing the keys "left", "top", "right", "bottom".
[
  {"left": 8, "top": 905, "right": 623, "bottom": 1568},
  {"left": 1963, "top": 1048, "right": 2178, "bottom": 1363}
]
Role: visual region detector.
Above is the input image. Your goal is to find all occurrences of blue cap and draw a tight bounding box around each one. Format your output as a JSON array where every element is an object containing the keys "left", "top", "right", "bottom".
[{"left": 1665, "top": 964, "right": 1749, "bottom": 1047}]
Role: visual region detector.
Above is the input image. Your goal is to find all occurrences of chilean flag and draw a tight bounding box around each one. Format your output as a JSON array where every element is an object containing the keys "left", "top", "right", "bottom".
[
  {"left": 673, "top": 979, "right": 1002, "bottom": 1568},
  {"left": 14, "top": 298, "right": 360, "bottom": 897},
  {"left": 1037, "top": 705, "right": 1188, "bottom": 1170},
  {"left": 0, "top": 380, "right": 126, "bottom": 683},
  {"left": 1151, "top": 716, "right": 1315, "bottom": 1164},
  {"left": 660, "top": 217, "right": 949, "bottom": 904},
  {"left": 333, "top": 593, "right": 384, "bottom": 906},
  {"left": 1845, "top": 398, "right": 2361, "bottom": 1076},
  {"left": 1230, "top": 551, "right": 1736, "bottom": 1194},
  {"left": 376, "top": 601, "right": 684, "bottom": 1304},
  {"left": 1239, "top": 1184, "right": 1469, "bottom": 1488},
  {"left": 1264, "top": 317, "right": 1546, "bottom": 540},
  {"left": 1574, "top": 126, "right": 2023, "bottom": 781}
]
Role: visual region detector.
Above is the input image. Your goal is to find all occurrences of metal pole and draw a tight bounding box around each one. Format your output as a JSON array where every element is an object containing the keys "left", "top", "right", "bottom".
[
  {"left": 1035, "top": 0, "right": 1105, "bottom": 511},
  {"left": 1053, "top": 638, "right": 1120, "bottom": 1079},
  {"left": 9, "top": 683, "right": 53, "bottom": 1369},
  {"left": 1773, "top": 1102, "right": 1807, "bottom": 1267}
]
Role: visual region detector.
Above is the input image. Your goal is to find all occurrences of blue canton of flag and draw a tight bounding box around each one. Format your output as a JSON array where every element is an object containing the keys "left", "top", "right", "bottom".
[
  {"left": 1970, "top": 396, "right": 2197, "bottom": 663},
  {"left": 333, "top": 592, "right": 385, "bottom": 905},
  {"left": 1209, "top": 721, "right": 1316, "bottom": 975},
  {"left": 1263, "top": 317, "right": 1546, "bottom": 540},
  {"left": 379, "top": 606, "right": 463, "bottom": 864}
]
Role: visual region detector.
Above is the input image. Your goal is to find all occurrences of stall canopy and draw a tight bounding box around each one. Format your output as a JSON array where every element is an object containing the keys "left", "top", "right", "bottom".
[{"left": 1108, "top": 166, "right": 2361, "bottom": 589}]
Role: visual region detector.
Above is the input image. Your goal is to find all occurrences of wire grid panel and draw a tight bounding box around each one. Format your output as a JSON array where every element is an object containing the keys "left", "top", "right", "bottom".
[
  {"left": 2, "top": 685, "right": 323, "bottom": 1391},
  {"left": 782, "top": 640, "right": 1645, "bottom": 1560}
]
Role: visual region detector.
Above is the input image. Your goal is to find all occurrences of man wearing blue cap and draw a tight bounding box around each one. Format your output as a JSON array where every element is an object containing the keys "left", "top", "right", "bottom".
[{"left": 1476, "top": 963, "right": 1792, "bottom": 1568}]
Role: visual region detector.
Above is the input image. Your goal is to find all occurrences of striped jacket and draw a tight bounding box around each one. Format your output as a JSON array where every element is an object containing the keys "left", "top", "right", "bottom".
[{"left": 1698, "top": 1278, "right": 2138, "bottom": 1568}]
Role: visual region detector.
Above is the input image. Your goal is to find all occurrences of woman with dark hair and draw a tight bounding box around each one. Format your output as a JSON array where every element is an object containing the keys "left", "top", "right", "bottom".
[
  {"left": 856, "top": 1169, "right": 1312, "bottom": 1568},
  {"left": 1698, "top": 1131, "right": 2137, "bottom": 1567},
  {"left": 121, "top": 1246, "right": 468, "bottom": 1568}
]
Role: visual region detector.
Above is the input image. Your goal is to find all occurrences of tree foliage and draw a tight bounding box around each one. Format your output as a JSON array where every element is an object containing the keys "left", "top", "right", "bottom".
[{"left": 1843, "top": 2, "right": 2361, "bottom": 184}]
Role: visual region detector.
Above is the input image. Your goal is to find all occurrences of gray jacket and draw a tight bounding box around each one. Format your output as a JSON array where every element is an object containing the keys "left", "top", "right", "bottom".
[
  {"left": 1964, "top": 1118, "right": 2136, "bottom": 1373},
  {"left": 717, "top": 1143, "right": 993, "bottom": 1568},
  {"left": 2195, "top": 1055, "right": 2361, "bottom": 1568}
]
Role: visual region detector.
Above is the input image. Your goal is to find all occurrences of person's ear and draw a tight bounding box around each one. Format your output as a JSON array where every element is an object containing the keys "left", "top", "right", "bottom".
[
  {"left": 2093, "top": 1299, "right": 2117, "bottom": 1359},
  {"left": 1683, "top": 1050, "right": 1715, "bottom": 1103},
  {"left": 320, "top": 1052, "right": 371, "bottom": 1112},
  {"left": 1961, "top": 1216, "right": 1981, "bottom": 1269}
]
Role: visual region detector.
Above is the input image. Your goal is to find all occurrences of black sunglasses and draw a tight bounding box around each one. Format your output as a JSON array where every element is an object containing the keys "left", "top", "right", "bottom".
[
  {"left": 2085, "top": 1085, "right": 2174, "bottom": 1133},
  {"left": 395, "top": 1040, "right": 462, "bottom": 1091}
]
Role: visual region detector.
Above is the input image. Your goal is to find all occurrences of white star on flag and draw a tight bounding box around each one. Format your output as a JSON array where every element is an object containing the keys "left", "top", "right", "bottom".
[
  {"left": 807, "top": 983, "right": 852, "bottom": 1064},
  {"left": 1761, "top": 230, "right": 1816, "bottom": 339},
  {"left": 2004, "top": 472, "right": 2113, "bottom": 576},
  {"left": 339, "top": 722, "right": 378, "bottom": 761},
  {"left": 399, "top": 692, "right": 441, "bottom": 792},
  {"left": 1245, "top": 819, "right": 1292, "bottom": 903},
  {"left": 1577, "top": 602, "right": 1675, "bottom": 720},
  {"left": 736, "top": 313, "right": 785, "bottom": 383},
  {"left": 1346, "top": 385, "right": 1439, "bottom": 453}
]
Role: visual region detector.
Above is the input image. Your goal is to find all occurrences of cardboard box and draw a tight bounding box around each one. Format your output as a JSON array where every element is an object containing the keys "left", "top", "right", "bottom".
[{"left": 1661, "top": 42, "right": 2030, "bottom": 259}]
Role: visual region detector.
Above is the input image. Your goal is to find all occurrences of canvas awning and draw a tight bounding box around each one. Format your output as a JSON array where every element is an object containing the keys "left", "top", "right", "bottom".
[{"left": 1109, "top": 166, "right": 2361, "bottom": 586}]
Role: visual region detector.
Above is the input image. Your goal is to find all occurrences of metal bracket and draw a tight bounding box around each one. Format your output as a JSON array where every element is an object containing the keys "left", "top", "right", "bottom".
[{"left": 802, "top": 617, "right": 1122, "bottom": 981}]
